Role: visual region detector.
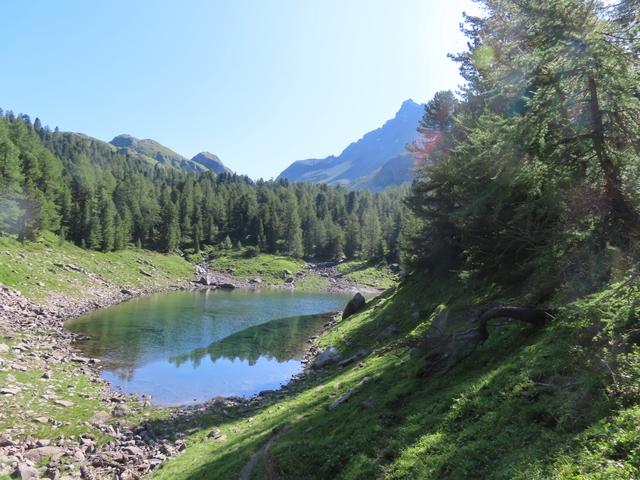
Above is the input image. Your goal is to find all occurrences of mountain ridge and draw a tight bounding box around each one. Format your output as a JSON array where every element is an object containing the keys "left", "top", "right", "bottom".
[
  {"left": 278, "top": 99, "right": 423, "bottom": 190},
  {"left": 110, "top": 133, "right": 232, "bottom": 174}
]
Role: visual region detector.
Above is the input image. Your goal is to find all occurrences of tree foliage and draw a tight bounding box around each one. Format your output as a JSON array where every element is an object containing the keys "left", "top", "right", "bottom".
[{"left": 407, "top": 0, "right": 640, "bottom": 292}]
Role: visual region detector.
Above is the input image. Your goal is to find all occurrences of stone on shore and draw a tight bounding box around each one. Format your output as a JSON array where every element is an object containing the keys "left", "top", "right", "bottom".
[
  {"left": 342, "top": 292, "right": 366, "bottom": 320},
  {"left": 314, "top": 346, "right": 341, "bottom": 368}
]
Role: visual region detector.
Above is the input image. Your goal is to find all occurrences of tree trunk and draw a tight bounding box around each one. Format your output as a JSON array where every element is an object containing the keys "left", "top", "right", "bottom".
[
  {"left": 587, "top": 74, "right": 640, "bottom": 239},
  {"left": 477, "top": 305, "right": 555, "bottom": 341},
  {"left": 419, "top": 305, "right": 554, "bottom": 378}
]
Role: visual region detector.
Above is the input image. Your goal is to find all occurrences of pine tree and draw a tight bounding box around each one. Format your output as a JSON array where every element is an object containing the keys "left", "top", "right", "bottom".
[
  {"left": 99, "top": 191, "right": 116, "bottom": 252},
  {"left": 159, "top": 188, "right": 180, "bottom": 252}
]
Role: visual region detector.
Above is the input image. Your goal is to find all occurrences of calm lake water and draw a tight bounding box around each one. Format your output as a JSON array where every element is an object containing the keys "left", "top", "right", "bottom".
[{"left": 66, "top": 289, "right": 351, "bottom": 405}]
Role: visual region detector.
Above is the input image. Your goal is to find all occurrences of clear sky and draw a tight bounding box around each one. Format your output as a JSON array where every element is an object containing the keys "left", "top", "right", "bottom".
[{"left": 1, "top": 0, "right": 477, "bottom": 179}]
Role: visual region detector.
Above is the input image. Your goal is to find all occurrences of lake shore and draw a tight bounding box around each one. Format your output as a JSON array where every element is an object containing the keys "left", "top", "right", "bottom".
[{"left": 0, "top": 252, "right": 385, "bottom": 479}]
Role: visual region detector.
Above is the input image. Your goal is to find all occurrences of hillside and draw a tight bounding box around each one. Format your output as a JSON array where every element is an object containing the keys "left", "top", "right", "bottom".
[
  {"left": 278, "top": 100, "right": 422, "bottom": 190},
  {"left": 147, "top": 272, "right": 640, "bottom": 479}
]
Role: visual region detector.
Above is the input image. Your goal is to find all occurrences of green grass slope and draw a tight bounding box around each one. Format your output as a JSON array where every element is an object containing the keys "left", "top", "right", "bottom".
[
  {"left": 0, "top": 233, "right": 194, "bottom": 302},
  {"left": 336, "top": 260, "right": 398, "bottom": 289},
  {"left": 209, "top": 251, "right": 305, "bottom": 285},
  {"left": 150, "top": 274, "right": 640, "bottom": 479}
]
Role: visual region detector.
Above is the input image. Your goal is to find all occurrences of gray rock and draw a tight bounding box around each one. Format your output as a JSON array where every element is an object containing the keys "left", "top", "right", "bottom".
[
  {"left": 0, "top": 434, "right": 14, "bottom": 447},
  {"left": 24, "top": 446, "right": 65, "bottom": 462},
  {"left": 342, "top": 293, "right": 366, "bottom": 320},
  {"left": 329, "top": 389, "right": 356, "bottom": 410},
  {"left": 112, "top": 404, "right": 131, "bottom": 417},
  {"left": 314, "top": 346, "right": 341, "bottom": 368},
  {"left": 0, "top": 386, "right": 21, "bottom": 395},
  {"left": 73, "top": 449, "right": 86, "bottom": 461},
  {"left": 89, "top": 411, "right": 111, "bottom": 425},
  {"left": 120, "top": 470, "right": 139, "bottom": 480},
  {"left": 375, "top": 324, "right": 399, "bottom": 341},
  {"left": 16, "top": 463, "right": 39, "bottom": 480},
  {"left": 338, "top": 349, "right": 369, "bottom": 367},
  {"left": 124, "top": 445, "right": 144, "bottom": 456},
  {"left": 361, "top": 397, "right": 375, "bottom": 409}
]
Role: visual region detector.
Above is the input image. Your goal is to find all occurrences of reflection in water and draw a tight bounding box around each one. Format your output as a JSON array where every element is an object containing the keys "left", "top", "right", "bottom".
[
  {"left": 66, "top": 289, "right": 350, "bottom": 405},
  {"left": 171, "top": 312, "right": 333, "bottom": 367}
]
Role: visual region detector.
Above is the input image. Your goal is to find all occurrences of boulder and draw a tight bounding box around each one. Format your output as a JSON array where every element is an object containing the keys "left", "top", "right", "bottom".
[
  {"left": 0, "top": 386, "right": 21, "bottom": 395},
  {"left": 89, "top": 411, "right": 111, "bottom": 425},
  {"left": 314, "top": 346, "right": 341, "bottom": 368},
  {"left": 16, "top": 464, "right": 38, "bottom": 480},
  {"left": 112, "top": 404, "right": 131, "bottom": 417},
  {"left": 124, "top": 446, "right": 144, "bottom": 457},
  {"left": 24, "top": 446, "right": 65, "bottom": 462},
  {"left": 342, "top": 293, "right": 366, "bottom": 320}
]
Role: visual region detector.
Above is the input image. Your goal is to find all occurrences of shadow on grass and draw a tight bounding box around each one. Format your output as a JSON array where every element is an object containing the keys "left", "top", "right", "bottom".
[{"left": 137, "top": 277, "right": 615, "bottom": 479}]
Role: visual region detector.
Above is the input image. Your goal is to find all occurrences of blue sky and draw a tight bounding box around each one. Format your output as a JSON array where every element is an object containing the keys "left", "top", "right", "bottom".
[{"left": 1, "top": 0, "right": 477, "bottom": 179}]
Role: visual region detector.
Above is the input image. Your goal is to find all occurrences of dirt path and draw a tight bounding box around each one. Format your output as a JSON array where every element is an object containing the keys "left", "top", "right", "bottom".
[{"left": 239, "top": 426, "right": 290, "bottom": 480}]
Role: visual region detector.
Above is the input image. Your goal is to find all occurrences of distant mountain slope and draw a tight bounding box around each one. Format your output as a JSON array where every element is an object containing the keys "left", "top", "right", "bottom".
[
  {"left": 110, "top": 134, "right": 231, "bottom": 174},
  {"left": 356, "top": 153, "right": 415, "bottom": 191},
  {"left": 278, "top": 99, "right": 422, "bottom": 190},
  {"left": 191, "top": 151, "right": 232, "bottom": 174}
]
